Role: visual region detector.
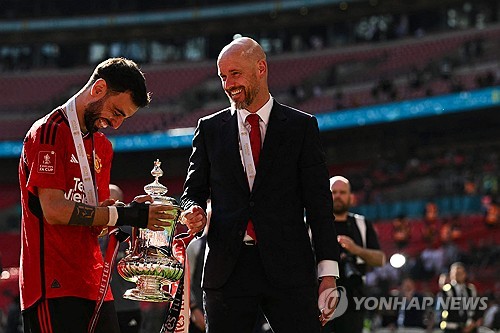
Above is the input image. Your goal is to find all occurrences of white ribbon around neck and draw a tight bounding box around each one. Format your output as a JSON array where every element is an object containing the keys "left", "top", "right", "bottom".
[
  {"left": 237, "top": 110, "right": 258, "bottom": 191},
  {"left": 64, "top": 97, "right": 97, "bottom": 206}
]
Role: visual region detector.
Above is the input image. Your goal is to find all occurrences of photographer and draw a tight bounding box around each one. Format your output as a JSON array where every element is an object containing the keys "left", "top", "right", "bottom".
[{"left": 322, "top": 176, "right": 385, "bottom": 333}]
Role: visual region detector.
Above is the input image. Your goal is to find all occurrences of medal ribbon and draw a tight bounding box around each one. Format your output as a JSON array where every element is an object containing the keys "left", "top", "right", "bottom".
[
  {"left": 64, "top": 97, "right": 97, "bottom": 206},
  {"left": 88, "top": 227, "right": 129, "bottom": 333}
]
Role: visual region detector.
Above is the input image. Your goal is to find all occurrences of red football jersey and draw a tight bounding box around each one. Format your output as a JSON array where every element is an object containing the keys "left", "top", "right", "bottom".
[{"left": 19, "top": 108, "right": 114, "bottom": 310}]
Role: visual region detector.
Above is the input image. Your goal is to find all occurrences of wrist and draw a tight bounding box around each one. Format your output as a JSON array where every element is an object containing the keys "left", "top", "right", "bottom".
[
  {"left": 318, "top": 276, "right": 337, "bottom": 281},
  {"left": 351, "top": 245, "right": 362, "bottom": 257},
  {"left": 115, "top": 202, "right": 149, "bottom": 228},
  {"left": 107, "top": 206, "right": 118, "bottom": 226}
]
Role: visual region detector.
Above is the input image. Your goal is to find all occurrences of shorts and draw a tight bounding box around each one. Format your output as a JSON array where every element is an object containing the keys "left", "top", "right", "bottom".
[{"left": 22, "top": 297, "right": 120, "bottom": 333}]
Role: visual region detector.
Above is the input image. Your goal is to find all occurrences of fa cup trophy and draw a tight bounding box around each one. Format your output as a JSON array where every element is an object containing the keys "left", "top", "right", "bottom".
[{"left": 117, "top": 159, "right": 183, "bottom": 302}]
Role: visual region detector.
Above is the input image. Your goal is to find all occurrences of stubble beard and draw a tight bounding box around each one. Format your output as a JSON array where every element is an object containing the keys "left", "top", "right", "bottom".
[
  {"left": 83, "top": 97, "right": 106, "bottom": 133},
  {"left": 333, "top": 200, "right": 349, "bottom": 215},
  {"left": 229, "top": 80, "right": 260, "bottom": 110}
]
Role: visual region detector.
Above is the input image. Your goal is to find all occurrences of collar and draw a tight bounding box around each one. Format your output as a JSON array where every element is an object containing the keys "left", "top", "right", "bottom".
[{"left": 232, "top": 94, "right": 273, "bottom": 125}]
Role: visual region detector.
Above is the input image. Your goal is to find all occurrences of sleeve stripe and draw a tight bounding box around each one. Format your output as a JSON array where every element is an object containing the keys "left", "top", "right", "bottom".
[{"left": 40, "top": 112, "right": 64, "bottom": 145}]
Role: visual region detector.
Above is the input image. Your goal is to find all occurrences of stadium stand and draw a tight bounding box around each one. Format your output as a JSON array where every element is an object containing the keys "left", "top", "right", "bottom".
[{"left": 1, "top": 23, "right": 499, "bottom": 140}]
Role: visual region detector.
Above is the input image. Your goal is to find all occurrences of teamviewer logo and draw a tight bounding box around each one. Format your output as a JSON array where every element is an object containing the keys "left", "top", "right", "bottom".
[{"left": 318, "top": 286, "right": 348, "bottom": 324}]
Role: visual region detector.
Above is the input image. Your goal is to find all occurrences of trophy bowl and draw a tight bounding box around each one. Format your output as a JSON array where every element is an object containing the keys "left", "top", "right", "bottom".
[{"left": 117, "top": 159, "right": 183, "bottom": 302}]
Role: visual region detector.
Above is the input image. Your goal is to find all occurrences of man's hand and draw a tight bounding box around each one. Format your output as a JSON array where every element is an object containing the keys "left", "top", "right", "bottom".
[
  {"left": 463, "top": 321, "right": 478, "bottom": 333},
  {"left": 191, "top": 307, "right": 206, "bottom": 331},
  {"left": 134, "top": 195, "right": 176, "bottom": 231},
  {"left": 337, "top": 235, "right": 360, "bottom": 255},
  {"left": 318, "top": 276, "right": 338, "bottom": 326},
  {"left": 338, "top": 234, "right": 385, "bottom": 267},
  {"left": 180, "top": 205, "right": 207, "bottom": 235}
]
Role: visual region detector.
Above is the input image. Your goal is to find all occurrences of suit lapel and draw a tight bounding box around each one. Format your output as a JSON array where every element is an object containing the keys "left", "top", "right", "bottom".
[
  {"left": 220, "top": 109, "right": 250, "bottom": 193},
  {"left": 252, "top": 103, "right": 287, "bottom": 193}
]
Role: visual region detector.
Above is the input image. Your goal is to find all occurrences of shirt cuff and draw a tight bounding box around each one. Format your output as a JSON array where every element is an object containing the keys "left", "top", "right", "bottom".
[{"left": 318, "top": 260, "right": 339, "bottom": 279}]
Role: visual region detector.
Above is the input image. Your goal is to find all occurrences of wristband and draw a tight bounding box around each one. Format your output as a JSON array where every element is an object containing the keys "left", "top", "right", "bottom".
[
  {"left": 116, "top": 202, "right": 149, "bottom": 228},
  {"left": 107, "top": 206, "right": 118, "bottom": 226}
]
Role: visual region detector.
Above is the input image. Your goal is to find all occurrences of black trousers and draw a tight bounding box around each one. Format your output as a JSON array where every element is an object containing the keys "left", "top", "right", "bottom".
[
  {"left": 22, "top": 297, "right": 120, "bottom": 333},
  {"left": 203, "top": 244, "right": 321, "bottom": 333}
]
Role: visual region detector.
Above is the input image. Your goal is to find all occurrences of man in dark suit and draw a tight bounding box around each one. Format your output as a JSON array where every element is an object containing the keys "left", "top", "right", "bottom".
[{"left": 180, "top": 37, "right": 340, "bottom": 333}]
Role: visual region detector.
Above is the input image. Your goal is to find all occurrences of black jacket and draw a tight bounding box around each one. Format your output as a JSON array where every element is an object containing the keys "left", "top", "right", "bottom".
[{"left": 181, "top": 101, "right": 340, "bottom": 289}]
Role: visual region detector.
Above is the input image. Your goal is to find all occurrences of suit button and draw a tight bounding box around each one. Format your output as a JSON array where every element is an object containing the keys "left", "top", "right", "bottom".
[
  {"left": 249, "top": 201, "right": 255, "bottom": 207},
  {"left": 238, "top": 230, "right": 243, "bottom": 236}
]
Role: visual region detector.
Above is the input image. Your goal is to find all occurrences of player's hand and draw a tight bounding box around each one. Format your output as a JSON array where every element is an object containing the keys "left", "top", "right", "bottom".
[{"left": 132, "top": 195, "right": 177, "bottom": 231}]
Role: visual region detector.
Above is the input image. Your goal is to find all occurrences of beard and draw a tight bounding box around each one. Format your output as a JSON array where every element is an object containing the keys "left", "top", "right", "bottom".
[
  {"left": 228, "top": 76, "right": 260, "bottom": 110},
  {"left": 83, "top": 97, "right": 106, "bottom": 133},
  {"left": 333, "top": 200, "right": 349, "bottom": 215}
]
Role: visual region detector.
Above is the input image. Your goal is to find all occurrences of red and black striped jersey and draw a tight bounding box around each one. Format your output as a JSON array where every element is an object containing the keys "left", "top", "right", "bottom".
[{"left": 18, "top": 108, "right": 114, "bottom": 310}]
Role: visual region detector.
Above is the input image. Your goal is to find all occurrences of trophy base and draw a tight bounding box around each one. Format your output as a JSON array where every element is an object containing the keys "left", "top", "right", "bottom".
[
  {"left": 123, "top": 288, "right": 173, "bottom": 302},
  {"left": 122, "top": 275, "right": 174, "bottom": 302}
]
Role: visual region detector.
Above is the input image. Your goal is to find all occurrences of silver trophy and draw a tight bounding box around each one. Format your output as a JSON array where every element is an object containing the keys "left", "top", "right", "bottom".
[{"left": 116, "top": 159, "right": 183, "bottom": 302}]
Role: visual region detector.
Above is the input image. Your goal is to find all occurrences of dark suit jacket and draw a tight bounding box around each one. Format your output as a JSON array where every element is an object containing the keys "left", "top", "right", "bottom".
[{"left": 181, "top": 101, "right": 340, "bottom": 290}]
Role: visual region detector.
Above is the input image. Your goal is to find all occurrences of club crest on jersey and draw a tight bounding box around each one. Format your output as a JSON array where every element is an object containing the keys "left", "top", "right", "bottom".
[
  {"left": 94, "top": 154, "right": 103, "bottom": 174},
  {"left": 84, "top": 153, "right": 103, "bottom": 173},
  {"left": 38, "top": 151, "right": 56, "bottom": 174}
]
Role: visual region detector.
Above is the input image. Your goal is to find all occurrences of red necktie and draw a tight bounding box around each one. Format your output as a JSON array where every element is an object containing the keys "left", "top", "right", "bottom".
[
  {"left": 247, "top": 114, "right": 261, "bottom": 167},
  {"left": 246, "top": 113, "right": 261, "bottom": 241}
]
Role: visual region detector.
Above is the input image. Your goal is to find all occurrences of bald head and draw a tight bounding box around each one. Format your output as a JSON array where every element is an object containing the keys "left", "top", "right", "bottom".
[
  {"left": 217, "top": 37, "right": 269, "bottom": 112},
  {"left": 109, "top": 184, "right": 124, "bottom": 201},
  {"left": 329, "top": 176, "right": 351, "bottom": 192},
  {"left": 217, "top": 37, "right": 266, "bottom": 64}
]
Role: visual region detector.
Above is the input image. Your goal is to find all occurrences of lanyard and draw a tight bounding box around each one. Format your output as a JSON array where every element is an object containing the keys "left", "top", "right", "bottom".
[
  {"left": 236, "top": 109, "right": 257, "bottom": 190},
  {"left": 89, "top": 228, "right": 130, "bottom": 333},
  {"left": 160, "top": 233, "right": 195, "bottom": 333},
  {"left": 64, "top": 97, "right": 97, "bottom": 206}
]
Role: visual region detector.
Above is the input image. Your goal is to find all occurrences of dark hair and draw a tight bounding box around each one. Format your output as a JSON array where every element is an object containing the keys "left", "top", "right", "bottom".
[{"left": 86, "top": 57, "right": 151, "bottom": 108}]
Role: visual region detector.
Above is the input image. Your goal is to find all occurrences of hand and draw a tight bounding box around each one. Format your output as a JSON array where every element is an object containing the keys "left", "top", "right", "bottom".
[
  {"left": 180, "top": 205, "right": 207, "bottom": 235},
  {"left": 463, "top": 322, "right": 477, "bottom": 333},
  {"left": 133, "top": 195, "right": 176, "bottom": 231},
  {"left": 190, "top": 307, "right": 206, "bottom": 331},
  {"left": 337, "top": 235, "right": 360, "bottom": 255},
  {"left": 318, "top": 276, "right": 338, "bottom": 326},
  {"left": 100, "top": 198, "right": 116, "bottom": 207}
]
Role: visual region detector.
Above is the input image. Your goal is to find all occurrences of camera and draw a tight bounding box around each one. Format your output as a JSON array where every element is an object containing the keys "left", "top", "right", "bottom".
[{"left": 342, "top": 255, "right": 363, "bottom": 286}]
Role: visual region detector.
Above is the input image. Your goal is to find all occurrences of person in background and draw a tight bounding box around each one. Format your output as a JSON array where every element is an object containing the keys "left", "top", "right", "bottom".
[
  {"left": 181, "top": 37, "right": 340, "bottom": 333},
  {"left": 439, "top": 262, "right": 481, "bottom": 333},
  {"left": 397, "top": 277, "right": 427, "bottom": 329},
  {"left": 18, "top": 57, "right": 174, "bottom": 333},
  {"left": 482, "top": 294, "right": 500, "bottom": 331},
  {"left": 392, "top": 214, "right": 411, "bottom": 249},
  {"left": 6, "top": 293, "right": 22, "bottom": 333},
  {"left": 322, "top": 176, "right": 385, "bottom": 333}
]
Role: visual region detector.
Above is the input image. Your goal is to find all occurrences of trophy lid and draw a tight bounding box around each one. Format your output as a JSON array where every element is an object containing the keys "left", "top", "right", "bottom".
[{"left": 144, "top": 159, "right": 168, "bottom": 197}]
